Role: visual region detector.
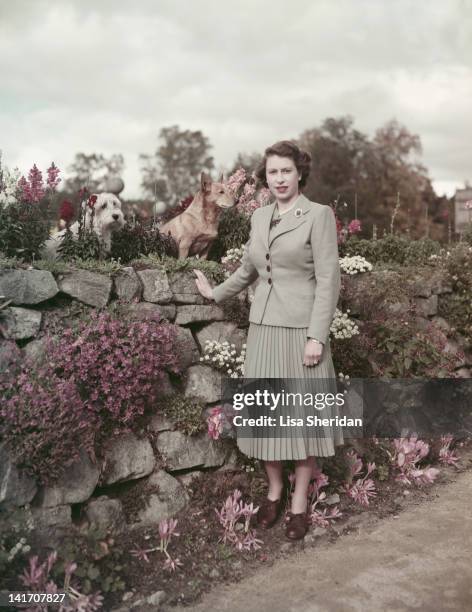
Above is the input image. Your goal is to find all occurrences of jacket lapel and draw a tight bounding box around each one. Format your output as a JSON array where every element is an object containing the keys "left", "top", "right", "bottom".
[{"left": 259, "top": 193, "right": 312, "bottom": 249}]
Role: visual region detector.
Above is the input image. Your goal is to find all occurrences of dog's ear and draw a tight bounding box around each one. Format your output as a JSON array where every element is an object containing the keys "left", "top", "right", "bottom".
[{"left": 200, "top": 172, "right": 212, "bottom": 193}]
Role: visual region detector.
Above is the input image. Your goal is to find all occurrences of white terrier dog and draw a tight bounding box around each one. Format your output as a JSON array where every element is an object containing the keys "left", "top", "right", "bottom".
[{"left": 43, "top": 192, "right": 125, "bottom": 258}]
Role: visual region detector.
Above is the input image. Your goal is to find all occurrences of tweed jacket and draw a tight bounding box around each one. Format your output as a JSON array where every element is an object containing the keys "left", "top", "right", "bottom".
[{"left": 212, "top": 193, "right": 341, "bottom": 345}]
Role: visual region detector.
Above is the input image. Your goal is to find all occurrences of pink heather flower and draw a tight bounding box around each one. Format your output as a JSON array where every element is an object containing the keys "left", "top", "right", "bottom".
[
  {"left": 46, "top": 162, "right": 61, "bottom": 191},
  {"left": 348, "top": 219, "right": 362, "bottom": 234}
]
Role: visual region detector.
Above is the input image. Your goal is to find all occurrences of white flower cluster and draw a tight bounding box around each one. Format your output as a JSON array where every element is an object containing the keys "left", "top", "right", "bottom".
[
  {"left": 7, "top": 537, "right": 31, "bottom": 562},
  {"left": 221, "top": 247, "right": 244, "bottom": 278},
  {"left": 330, "top": 308, "right": 359, "bottom": 339},
  {"left": 339, "top": 255, "right": 373, "bottom": 274},
  {"left": 200, "top": 340, "right": 246, "bottom": 378},
  {"left": 221, "top": 247, "right": 244, "bottom": 265},
  {"left": 0, "top": 163, "right": 21, "bottom": 206}
]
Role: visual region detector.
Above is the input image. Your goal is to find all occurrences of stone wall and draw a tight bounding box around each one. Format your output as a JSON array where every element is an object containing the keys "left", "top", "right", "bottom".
[
  {"left": 0, "top": 265, "right": 245, "bottom": 544},
  {"left": 0, "top": 263, "right": 470, "bottom": 544}
]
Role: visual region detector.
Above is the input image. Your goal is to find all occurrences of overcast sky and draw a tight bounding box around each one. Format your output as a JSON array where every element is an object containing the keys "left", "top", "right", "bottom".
[{"left": 1, "top": 0, "right": 471, "bottom": 199}]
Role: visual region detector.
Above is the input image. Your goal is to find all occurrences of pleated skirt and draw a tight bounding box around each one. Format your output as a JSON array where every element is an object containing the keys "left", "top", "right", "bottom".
[{"left": 237, "top": 323, "right": 345, "bottom": 460}]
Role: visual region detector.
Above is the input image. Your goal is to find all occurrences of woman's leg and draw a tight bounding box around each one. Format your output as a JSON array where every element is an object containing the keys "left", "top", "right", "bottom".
[
  {"left": 264, "top": 460, "right": 284, "bottom": 501},
  {"left": 291, "top": 455, "right": 316, "bottom": 513}
]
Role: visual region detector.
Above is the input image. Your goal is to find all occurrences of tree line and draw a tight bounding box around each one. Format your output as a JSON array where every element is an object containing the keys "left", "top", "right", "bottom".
[{"left": 60, "top": 116, "right": 454, "bottom": 240}]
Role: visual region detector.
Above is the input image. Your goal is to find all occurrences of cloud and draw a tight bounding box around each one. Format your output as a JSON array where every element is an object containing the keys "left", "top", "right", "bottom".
[{"left": 0, "top": 0, "right": 470, "bottom": 198}]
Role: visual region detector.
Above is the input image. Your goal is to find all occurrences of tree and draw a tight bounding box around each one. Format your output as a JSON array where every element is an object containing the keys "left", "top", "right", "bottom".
[
  {"left": 298, "top": 117, "right": 443, "bottom": 240},
  {"left": 228, "top": 151, "right": 263, "bottom": 177},
  {"left": 140, "top": 125, "right": 214, "bottom": 205},
  {"left": 63, "top": 153, "right": 125, "bottom": 194}
]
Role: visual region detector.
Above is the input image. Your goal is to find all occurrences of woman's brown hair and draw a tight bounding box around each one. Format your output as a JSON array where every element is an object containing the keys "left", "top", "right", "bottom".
[{"left": 255, "top": 140, "right": 312, "bottom": 189}]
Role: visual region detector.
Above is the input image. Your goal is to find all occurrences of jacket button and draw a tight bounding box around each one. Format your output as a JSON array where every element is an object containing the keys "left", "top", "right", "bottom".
[
  {"left": 266, "top": 253, "right": 270, "bottom": 260},
  {"left": 268, "top": 278, "right": 272, "bottom": 285},
  {"left": 266, "top": 265, "right": 270, "bottom": 272}
]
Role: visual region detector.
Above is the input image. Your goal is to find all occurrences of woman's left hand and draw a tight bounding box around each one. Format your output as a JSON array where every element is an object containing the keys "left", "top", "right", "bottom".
[{"left": 303, "top": 339, "right": 323, "bottom": 367}]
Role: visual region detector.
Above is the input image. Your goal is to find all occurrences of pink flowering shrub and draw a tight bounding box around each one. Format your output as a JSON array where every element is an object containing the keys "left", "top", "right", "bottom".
[
  {"left": 386, "top": 435, "right": 440, "bottom": 486},
  {"left": 0, "top": 161, "right": 61, "bottom": 259},
  {"left": 18, "top": 550, "right": 103, "bottom": 611},
  {"left": 47, "top": 310, "right": 181, "bottom": 431},
  {"left": 0, "top": 371, "right": 96, "bottom": 485},
  {"left": 0, "top": 310, "right": 180, "bottom": 484},
  {"left": 215, "top": 489, "right": 262, "bottom": 552},
  {"left": 227, "top": 167, "right": 271, "bottom": 217}
]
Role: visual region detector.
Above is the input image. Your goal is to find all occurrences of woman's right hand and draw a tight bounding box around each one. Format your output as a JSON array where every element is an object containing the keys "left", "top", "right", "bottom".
[{"left": 193, "top": 269, "right": 214, "bottom": 300}]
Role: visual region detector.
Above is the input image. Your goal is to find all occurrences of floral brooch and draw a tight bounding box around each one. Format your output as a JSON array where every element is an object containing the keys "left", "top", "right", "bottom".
[{"left": 294, "top": 208, "right": 303, "bottom": 218}]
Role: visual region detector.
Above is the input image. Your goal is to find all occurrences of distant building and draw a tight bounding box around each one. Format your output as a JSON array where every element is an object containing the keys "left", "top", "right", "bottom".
[{"left": 454, "top": 187, "right": 472, "bottom": 233}]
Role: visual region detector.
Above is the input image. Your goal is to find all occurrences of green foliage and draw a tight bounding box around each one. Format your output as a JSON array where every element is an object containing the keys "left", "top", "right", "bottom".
[
  {"left": 404, "top": 237, "right": 442, "bottom": 264},
  {"left": 159, "top": 393, "right": 206, "bottom": 436},
  {"left": 463, "top": 222, "right": 472, "bottom": 246},
  {"left": 0, "top": 201, "right": 50, "bottom": 260},
  {"left": 51, "top": 528, "right": 127, "bottom": 595},
  {"left": 131, "top": 253, "right": 226, "bottom": 283},
  {"left": 34, "top": 256, "right": 123, "bottom": 275},
  {"left": 110, "top": 218, "right": 178, "bottom": 264},
  {"left": 0, "top": 505, "right": 34, "bottom": 581},
  {"left": 208, "top": 207, "right": 250, "bottom": 262},
  {"left": 56, "top": 226, "right": 105, "bottom": 260},
  {"left": 438, "top": 244, "right": 472, "bottom": 350},
  {"left": 343, "top": 234, "right": 442, "bottom": 266},
  {"left": 0, "top": 253, "right": 24, "bottom": 269},
  {"left": 368, "top": 316, "right": 458, "bottom": 377}
]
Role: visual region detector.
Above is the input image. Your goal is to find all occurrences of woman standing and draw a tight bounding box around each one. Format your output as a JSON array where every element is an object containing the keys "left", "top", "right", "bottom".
[{"left": 194, "top": 141, "right": 344, "bottom": 540}]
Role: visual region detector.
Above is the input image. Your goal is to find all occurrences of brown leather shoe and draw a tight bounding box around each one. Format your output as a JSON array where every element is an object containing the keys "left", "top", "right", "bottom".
[
  {"left": 285, "top": 511, "right": 309, "bottom": 540},
  {"left": 256, "top": 496, "right": 284, "bottom": 529}
]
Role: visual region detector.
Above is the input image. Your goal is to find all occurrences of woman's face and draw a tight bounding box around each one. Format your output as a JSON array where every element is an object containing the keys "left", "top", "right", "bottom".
[{"left": 265, "top": 155, "right": 301, "bottom": 203}]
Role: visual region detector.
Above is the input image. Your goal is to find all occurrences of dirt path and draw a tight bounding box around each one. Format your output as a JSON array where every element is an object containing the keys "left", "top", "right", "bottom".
[{"left": 167, "top": 462, "right": 472, "bottom": 612}]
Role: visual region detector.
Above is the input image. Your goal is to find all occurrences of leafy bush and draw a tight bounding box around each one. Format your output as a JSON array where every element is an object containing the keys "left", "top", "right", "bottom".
[
  {"left": 57, "top": 225, "right": 105, "bottom": 260},
  {"left": 110, "top": 218, "right": 178, "bottom": 264},
  {"left": 404, "top": 237, "right": 442, "bottom": 264},
  {"left": 344, "top": 234, "right": 410, "bottom": 264},
  {"left": 0, "top": 201, "right": 50, "bottom": 260},
  {"left": 438, "top": 244, "right": 472, "bottom": 350},
  {"left": 208, "top": 207, "right": 250, "bottom": 262}
]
